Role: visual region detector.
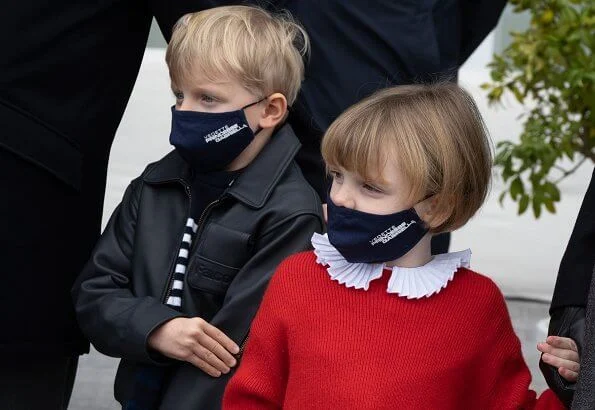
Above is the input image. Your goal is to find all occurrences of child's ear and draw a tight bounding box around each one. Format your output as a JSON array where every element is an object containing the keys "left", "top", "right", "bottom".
[
  {"left": 258, "top": 93, "right": 288, "bottom": 129},
  {"left": 415, "top": 194, "right": 452, "bottom": 230}
]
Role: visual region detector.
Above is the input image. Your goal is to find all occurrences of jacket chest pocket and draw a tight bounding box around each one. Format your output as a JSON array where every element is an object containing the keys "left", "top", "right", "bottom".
[{"left": 186, "top": 222, "right": 252, "bottom": 295}]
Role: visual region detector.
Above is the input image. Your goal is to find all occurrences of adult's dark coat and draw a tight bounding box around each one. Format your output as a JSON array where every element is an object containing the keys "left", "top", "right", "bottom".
[
  {"left": 0, "top": 1, "right": 213, "bottom": 356},
  {"left": 571, "top": 266, "right": 595, "bottom": 410},
  {"left": 551, "top": 168, "right": 595, "bottom": 311},
  {"left": 540, "top": 167, "right": 595, "bottom": 406}
]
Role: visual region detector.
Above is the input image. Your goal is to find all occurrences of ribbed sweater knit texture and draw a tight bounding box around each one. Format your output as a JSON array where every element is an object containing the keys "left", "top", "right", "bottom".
[{"left": 223, "top": 251, "right": 564, "bottom": 410}]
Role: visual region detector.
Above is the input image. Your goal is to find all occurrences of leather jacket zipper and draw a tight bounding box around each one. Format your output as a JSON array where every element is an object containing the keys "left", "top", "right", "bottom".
[
  {"left": 237, "top": 331, "right": 249, "bottom": 359},
  {"left": 194, "top": 176, "right": 235, "bottom": 241},
  {"left": 194, "top": 196, "right": 225, "bottom": 240},
  {"left": 159, "top": 181, "right": 191, "bottom": 303},
  {"left": 162, "top": 183, "right": 230, "bottom": 304}
]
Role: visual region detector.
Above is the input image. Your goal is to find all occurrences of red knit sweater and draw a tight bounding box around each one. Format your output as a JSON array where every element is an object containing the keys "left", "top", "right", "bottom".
[{"left": 223, "top": 251, "right": 564, "bottom": 410}]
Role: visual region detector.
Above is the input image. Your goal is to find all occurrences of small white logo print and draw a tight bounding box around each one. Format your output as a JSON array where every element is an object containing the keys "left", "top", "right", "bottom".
[
  {"left": 370, "top": 220, "right": 416, "bottom": 246},
  {"left": 204, "top": 124, "right": 248, "bottom": 143}
]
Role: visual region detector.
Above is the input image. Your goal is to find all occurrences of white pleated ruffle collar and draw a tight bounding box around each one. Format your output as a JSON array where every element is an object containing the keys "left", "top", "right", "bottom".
[{"left": 311, "top": 233, "right": 471, "bottom": 299}]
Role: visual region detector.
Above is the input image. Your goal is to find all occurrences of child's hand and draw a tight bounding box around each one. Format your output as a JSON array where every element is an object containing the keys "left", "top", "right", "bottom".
[
  {"left": 537, "top": 336, "right": 580, "bottom": 382},
  {"left": 148, "top": 317, "right": 239, "bottom": 377}
]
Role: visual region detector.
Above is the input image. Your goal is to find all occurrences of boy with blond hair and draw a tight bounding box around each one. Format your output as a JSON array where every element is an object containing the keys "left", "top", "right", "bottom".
[{"left": 72, "top": 6, "right": 322, "bottom": 409}]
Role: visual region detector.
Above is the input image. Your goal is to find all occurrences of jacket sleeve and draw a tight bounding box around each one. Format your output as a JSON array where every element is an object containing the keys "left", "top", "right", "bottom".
[
  {"left": 570, "top": 265, "right": 595, "bottom": 408},
  {"left": 222, "top": 262, "right": 292, "bottom": 409},
  {"left": 551, "top": 167, "right": 595, "bottom": 311},
  {"left": 159, "top": 212, "right": 323, "bottom": 410},
  {"left": 71, "top": 179, "right": 183, "bottom": 364},
  {"left": 541, "top": 167, "right": 594, "bottom": 405},
  {"left": 470, "top": 282, "right": 565, "bottom": 410}
]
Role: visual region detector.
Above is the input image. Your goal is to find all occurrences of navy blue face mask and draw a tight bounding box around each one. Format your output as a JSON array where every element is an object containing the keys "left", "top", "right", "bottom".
[
  {"left": 169, "top": 98, "right": 265, "bottom": 172},
  {"left": 326, "top": 194, "right": 430, "bottom": 264}
]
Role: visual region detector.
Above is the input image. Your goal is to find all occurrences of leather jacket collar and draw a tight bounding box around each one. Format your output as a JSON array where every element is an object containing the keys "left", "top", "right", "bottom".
[{"left": 143, "top": 123, "right": 301, "bottom": 209}]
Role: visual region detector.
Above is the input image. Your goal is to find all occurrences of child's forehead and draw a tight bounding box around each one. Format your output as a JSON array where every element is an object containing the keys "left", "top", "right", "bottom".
[{"left": 172, "top": 65, "right": 232, "bottom": 88}]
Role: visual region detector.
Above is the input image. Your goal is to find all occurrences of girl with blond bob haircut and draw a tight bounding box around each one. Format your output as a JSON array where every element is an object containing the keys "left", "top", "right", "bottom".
[
  {"left": 224, "top": 83, "right": 574, "bottom": 409},
  {"left": 322, "top": 83, "right": 492, "bottom": 233}
]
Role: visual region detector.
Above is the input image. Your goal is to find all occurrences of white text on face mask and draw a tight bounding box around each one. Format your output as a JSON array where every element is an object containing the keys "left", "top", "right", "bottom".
[
  {"left": 204, "top": 123, "right": 248, "bottom": 143},
  {"left": 370, "top": 220, "right": 416, "bottom": 246}
]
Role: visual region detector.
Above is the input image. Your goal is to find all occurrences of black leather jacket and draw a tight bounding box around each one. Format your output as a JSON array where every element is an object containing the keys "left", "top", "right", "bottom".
[{"left": 72, "top": 124, "right": 323, "bottom": 408}]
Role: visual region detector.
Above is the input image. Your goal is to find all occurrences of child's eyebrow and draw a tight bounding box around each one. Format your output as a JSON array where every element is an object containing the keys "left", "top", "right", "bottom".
[
  {"left": 189, "top": 84, "right": 230, "bottom": 98},
  {"left": 354, "top": 171, "right": 388, "bottom": 187},
  {"left": 364, "top": 178, "right": 389, "bottom": 188}
]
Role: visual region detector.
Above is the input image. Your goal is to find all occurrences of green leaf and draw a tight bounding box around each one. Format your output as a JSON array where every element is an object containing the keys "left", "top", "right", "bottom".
[
  {"left": 532, "top": 196, "right": 542, "bottom": 219},
  {"left": 518, "top": 194, "right": 530, "bottom": 215},
  {"left": 490, "top": 86, "right": 504, "bottom": 101},
  {"left": 512, "top": 86, "right": 525, "bottom": 104},
  {"left": 544, "top": 198, "right": 557, "bottom": 214},
  {"left": 543, "top": 181, "right": 561, "bottom": 201},
  {"left": 510, "top": 177, "right": 524, "bottom": 200},
  {"left": 490, "top": 70, "right": 504, "bottom": 82},
  {"left": 501, "top": 165, "right": 514, "bottom": 182}
]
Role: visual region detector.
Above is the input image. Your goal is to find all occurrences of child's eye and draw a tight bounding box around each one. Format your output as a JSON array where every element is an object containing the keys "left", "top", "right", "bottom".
[
  {"left": 329, "top": 170, "right": 343, "bottom": 182},
  {"left": 363, "top": 183, "right": 383, "bottom": 194},
  {"left": 200, "top": 94, "right": 216, "bottom": 103},
  {"left": 173, "top": 91, "right": 184, "bottom": 102}
]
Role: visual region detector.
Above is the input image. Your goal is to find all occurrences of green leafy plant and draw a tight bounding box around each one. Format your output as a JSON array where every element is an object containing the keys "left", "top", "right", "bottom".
[{"left": 483, "top": 0, "right": 594, "bottom": 217}]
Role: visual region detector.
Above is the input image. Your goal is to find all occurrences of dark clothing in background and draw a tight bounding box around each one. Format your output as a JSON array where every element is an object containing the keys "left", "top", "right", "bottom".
[
  {"left": 541, "top": 168, "right": 595, "bottom": 406},
  {"left": 0, "top": 0, "right": 227, "bottom": 358},
  {"left": 551, "top": 167, "right": 595, "bottom": 311},
  {"left": 0, "top": 356, "right": 78, "bottom": 410},
  {"left": 278, "top": 0, "right": 508, "bottom": 197},
  {"left": 572, "top": 265, "right": 595, "bottom": 410},
  {"left": 0, "top": 1, "right": 213, "bottom": 407}
]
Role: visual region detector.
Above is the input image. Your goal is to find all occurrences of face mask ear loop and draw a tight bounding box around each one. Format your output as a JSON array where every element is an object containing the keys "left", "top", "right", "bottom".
[
  {"left": 241, "top": 95, "right": 268, "bottom": 110},
  {"left": 242, "top": 95, "right": 270, "bottom": 136}
]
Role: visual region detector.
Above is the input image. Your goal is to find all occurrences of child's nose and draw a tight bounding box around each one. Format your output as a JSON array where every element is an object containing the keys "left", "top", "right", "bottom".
[{"left": 331, "top": 186, "right": 356, "bottom": 210}]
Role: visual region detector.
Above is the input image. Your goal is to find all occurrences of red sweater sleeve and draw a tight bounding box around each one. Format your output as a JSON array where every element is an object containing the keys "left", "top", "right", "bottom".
[
  {"left": 223, "top": 263, "right": 291, "bottom": 409},
  {"left": 470, "top": 278, "right": 565, "bottom": 409}
]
